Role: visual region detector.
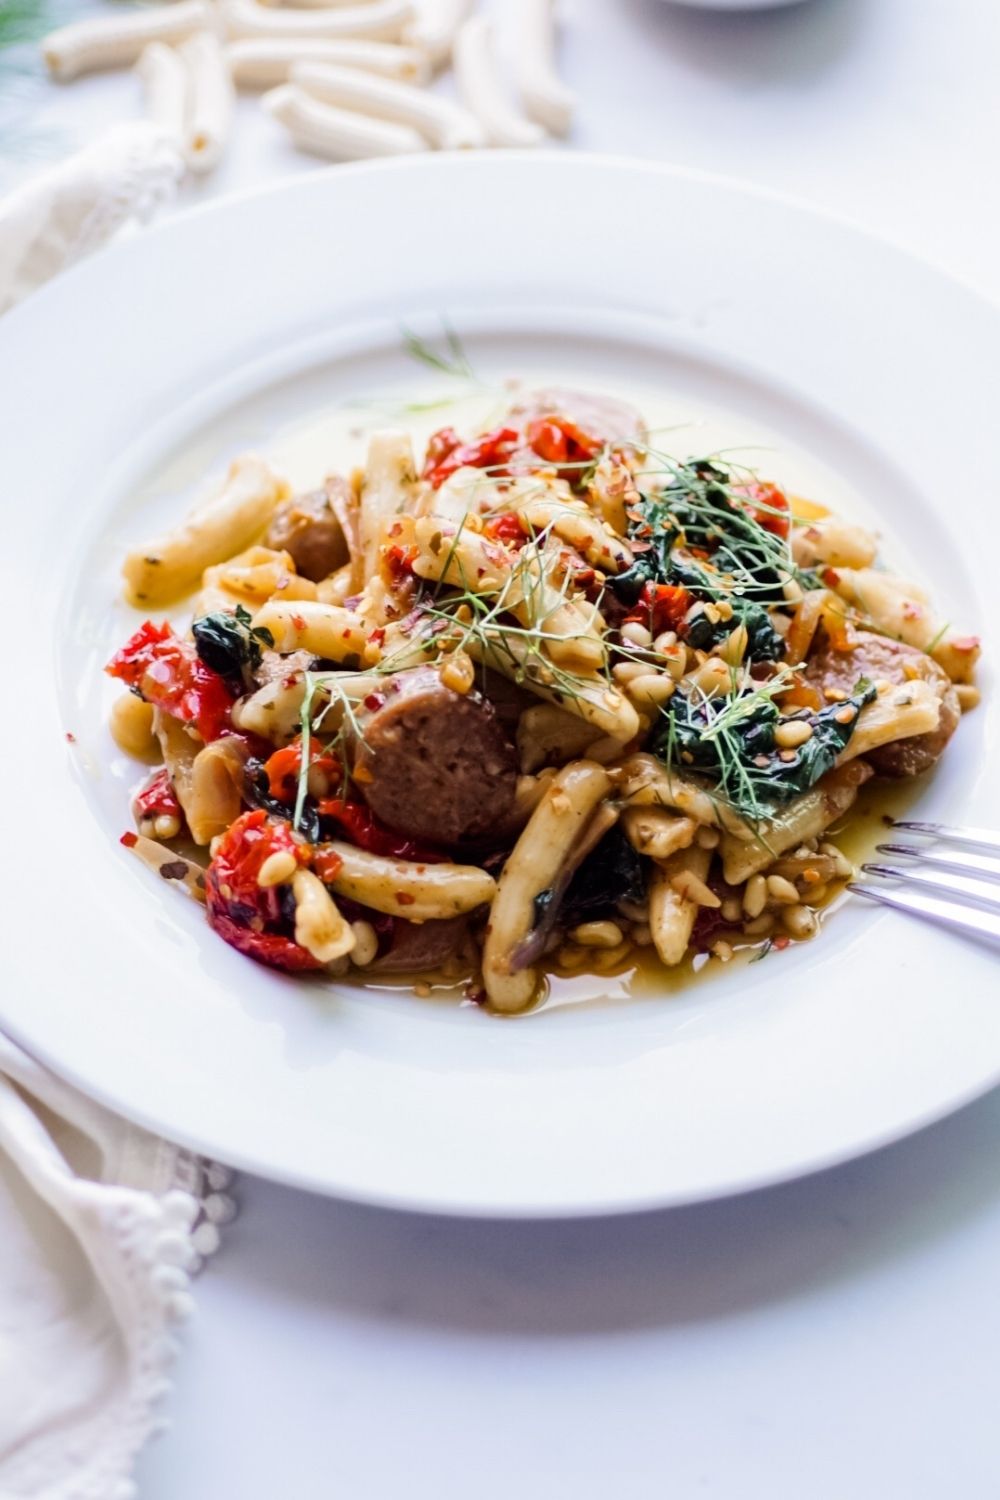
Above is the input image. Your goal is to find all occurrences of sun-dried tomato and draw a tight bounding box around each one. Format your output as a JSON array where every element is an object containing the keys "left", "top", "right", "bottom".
[
  {"left": 264, "top": 739, "right": 341, "bottom": 805},
  {"left": 735, "top": 481, "right": 790, "bottom": 540},
  {"left": 623, "top": 582, "right": 693, "bottom": 637},
  {"left": 133, "top": 767, "right": 181, "bottom": 822},
  {"left": 317, "top": 797, "right": 446, "bottom": 863},
  {"left": 422, "top": 425, "right": 520, "bottom": 489},
  {"left": 205, "top": 810, "right": 318, "bottom": 972},
  {"left": 107, "top": 620, "right": 234, "bottom": 742}
]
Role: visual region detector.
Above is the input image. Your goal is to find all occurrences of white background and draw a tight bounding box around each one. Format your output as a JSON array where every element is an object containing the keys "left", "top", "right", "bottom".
[{"left": 7, "top": 0, "right": 1000, "bottom": 1494}]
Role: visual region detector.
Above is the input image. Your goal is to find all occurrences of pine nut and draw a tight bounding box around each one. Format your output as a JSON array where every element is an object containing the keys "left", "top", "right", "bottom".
[
  {"left": 711, "top": 939, "right": 734, "bottom": 962},
  {"left": 957, "top": 684, "right": 980, "bottom": 712},
  {"left": 440, "top": 649, "right": 475, "bottom": 695},
  {"left": 774, "top": 719, "right": 813, "bottom": 749},
  {"left": 743, "top": 913, "right": 775, "bottom": 937},
  {"left": 695, "top": 825, "right": 720, "bottom": 850},
  {"left": 570, "top": 920, "right": 624, "bottom": 949},
  {"left": 349, "top": 920, "right": 379, "bottom": 967},
  {"left": 653, "top": 630, "right": 677, "bottom": 653},
  {"left": 781, "top": 904, "right": 818, "bottom": 940},
  {"left": 743, "top": 873, "right": 767, "bottom": 918},
  {"left": 766, "top": 874, "right": 800, "bottom": 904},
  {"left": 153, "top": 812, "right": 181, "bottom": 840},
  {"left": 620, "top": 622, "right": 652, "bottom": 648},
  {"left": 612, "top": 660, "right": 647, "bottom": 686},
  {"left": 258, "top": 850, "right": 297, "bottom": 887},
  {"left": 627, "top": 672, "right": 676, "bottom": 709}
]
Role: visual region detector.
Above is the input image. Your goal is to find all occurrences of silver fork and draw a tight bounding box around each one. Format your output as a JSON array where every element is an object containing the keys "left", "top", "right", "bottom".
[{"left": 849, "top": 821, "right": 1000, "bottom": 946}]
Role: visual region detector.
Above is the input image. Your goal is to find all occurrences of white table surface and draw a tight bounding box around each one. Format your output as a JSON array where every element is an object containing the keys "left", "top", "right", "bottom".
[{"left": 8, "top": 1, "right": 1000, "bottom": 1494}]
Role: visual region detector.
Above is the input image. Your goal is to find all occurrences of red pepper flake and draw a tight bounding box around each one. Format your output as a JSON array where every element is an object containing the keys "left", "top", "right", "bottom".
[
  {"left": 822, "top": 567, "right": 841, "bottom": 589},
  {"left": 65, "top": 731, "right": 76, "bottom": 743},
  {"left": 363, "top": 691, "right": 387, "bottom": 712},
  {"left": 622, "top": 582, "right": 693, "bottom": 637},
  {"left": 396, "top": 892, "right": 416, "bottom": 906},
  {"left": 422, "top": 424, "right": 519, "bottom": 489},
  {"left": 120, "top": 831, "right": 138, "bottom": 848},
  {"left": 772, "top": 935, "right": 791, "bottom": 951},
  {"left": 291, "top": 613, "right": 307, "bottom": 632}
]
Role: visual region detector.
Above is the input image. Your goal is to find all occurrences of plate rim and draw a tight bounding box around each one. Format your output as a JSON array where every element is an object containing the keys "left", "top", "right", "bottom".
[{"left": 4, "top": 151, "right": 998, "bottom": 1217}]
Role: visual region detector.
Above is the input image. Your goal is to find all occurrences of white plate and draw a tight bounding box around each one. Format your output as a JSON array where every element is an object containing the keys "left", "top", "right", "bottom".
[{"left": 2, "top": 154, "right": 997, "bottom": 1217}]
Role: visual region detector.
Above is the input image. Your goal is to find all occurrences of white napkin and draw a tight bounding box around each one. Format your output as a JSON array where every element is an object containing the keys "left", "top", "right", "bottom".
[
  {"left": 0, "top": 120, "right": 183, "bottom": 315},
  {"left": 0, "top": 122, "right": 216, "bottom": 1500},
  {"left": 0, "top": 1034, "right": 234, "bottom": 1500}
]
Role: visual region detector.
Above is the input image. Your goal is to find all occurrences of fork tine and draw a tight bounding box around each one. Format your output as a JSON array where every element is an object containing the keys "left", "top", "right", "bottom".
[
  {"left": 875, "top": 841, "right": 1000, "bottom": 883},
  {"left": 849, "top": 882, "right": 1000, "bottom": 947},
  {"left": 892, "top": 820, "right": 1000, "bottom": 855},
  {"left": 861, "top": 862, "right": 1000, "bottom": 911}
]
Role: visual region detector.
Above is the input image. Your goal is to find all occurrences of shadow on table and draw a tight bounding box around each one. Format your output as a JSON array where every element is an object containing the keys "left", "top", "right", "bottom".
[
  {"left": 619, "top": 0, "right": 871, "bottom": 87},
  {"left": 227, "top": 1085, "right": 1000, "bottom": 1337}
]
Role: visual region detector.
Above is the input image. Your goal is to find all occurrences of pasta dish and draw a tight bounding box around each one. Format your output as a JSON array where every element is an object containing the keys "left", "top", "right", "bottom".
[{"left": 106, "top": 383, "right": 980, "bottom": 1011}]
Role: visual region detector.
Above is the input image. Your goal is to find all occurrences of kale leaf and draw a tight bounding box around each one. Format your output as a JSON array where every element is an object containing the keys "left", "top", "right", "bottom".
[
  {"left": 193, "top": 605, "right": 274, "bottom": 685},
  {"left": 562, "top": 827, "right": 646, "bottom": 925},
  {"left": 653, "top": 677, "right": 877, "bottom": 818}
]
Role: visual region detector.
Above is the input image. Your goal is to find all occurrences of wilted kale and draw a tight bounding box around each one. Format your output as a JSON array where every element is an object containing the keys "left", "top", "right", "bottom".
[
  {"left": 684, "top": 598, "right": 784, "bottom": 663},
  {"left": 653, "top": 676, "right": 876, "bottom": 819},
  {"left": 562, "top": 827, "right": 646, "bottom": 925},
  {"left": 605, "top": 459, "right": 819, "bottom": 663},
  {"left": 193, "top": 605, "right": 274, "bottom": 686}
]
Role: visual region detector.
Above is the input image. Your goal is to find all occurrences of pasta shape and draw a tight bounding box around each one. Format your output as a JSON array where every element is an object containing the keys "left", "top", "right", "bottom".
[
  {"left": 123, "top": 453, "right": 289, "bottom": 607},
  {"left": 326, "top": 843, "right": 497, "bottom": 920},
  {"left": 227, "top": 36, "right": 431, "bottom": 88},
  {"left": 43, "top": 0, "right": 210, "bottom": 82},
  {"left": 179, "top": 30, "right": 236, "bottom": 175},
  {"left": 483, "top": 761, "right": 611, "bottom": 1012},
  {"left": 453, "top": 15, "right": 546, "bottom": 148},
  {"left": 290, "top": 59, "right": 484, "bottom": 148},
  {"left": 514, "top": 0, "right": 576, "bottom": 136},
  {"left": 221, "top": 0, "right": 413, "bottom": 44},
  {"left": 136, "top": 42, "right": 187, "bottom": 145}
]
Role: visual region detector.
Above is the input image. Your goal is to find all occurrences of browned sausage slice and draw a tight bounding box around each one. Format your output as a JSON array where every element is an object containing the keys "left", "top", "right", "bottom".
[
  {"left": 351, "top": 667, "right": 518, "bottom": 845},
  {"left": 369, "top": 916, "right": 469, "bottom": 974},
  {"left": 265, "top": 477, "right": 352, "bottom": 583},
  {"left": 803, "top": 629, "right": 961, "bottom": 777}
]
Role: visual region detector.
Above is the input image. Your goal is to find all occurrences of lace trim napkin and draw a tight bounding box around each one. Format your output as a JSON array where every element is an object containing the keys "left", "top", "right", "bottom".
[
  {"left": 0, "top": 120, "right": 183, "bottom": 315},
  {"left": 0, "top": 121, "right": 217, "bottom": 1500}
]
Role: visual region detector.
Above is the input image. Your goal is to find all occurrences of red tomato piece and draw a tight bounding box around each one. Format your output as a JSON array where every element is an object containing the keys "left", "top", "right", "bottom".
[
  {"left": 735, "top": 481, "right": 790, "bottom": 540},
  {"left": 133, "top": 767, "right": 181, "bottom": 822},
  {"left": 317, "top": 797, "right": 446, "bottom": 863},
  {"left": 525, "top": 415, "right": 603, "bottom": 475},
  {"left": 106, "top": 620, "right": 235, "bottom": 742},
  {"left": 422, "top": 425, "right": 520, "bottom": 489},
  {"left": 205, "top": 810, "right": 318, "bottom": 973},
  {"left": 623, "top": 582, "right": 694, "bottom": 637},
  {"left": 264, "top": 739, "right": 341, "bottom": 805},
  {"left": 482, "top": 511, "right": 528, "bottom": 546}
]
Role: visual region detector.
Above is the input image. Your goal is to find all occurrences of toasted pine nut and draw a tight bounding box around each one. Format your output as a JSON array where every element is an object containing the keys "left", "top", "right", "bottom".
[
  {"left": 766, "top": 875, "right": 800, "bottom": 905},
  {"left": 258, "top": 850, "right": 297, "bottom": 887},
  {"left": 743, "top": 873, "right": 767, "bottom": 919},
  {"left": 695, "top": 825, "right": 720, "bottom": 850},
  {"left": 781, "top": 904, "right": 818, "bottom": 940},
  {"left": 957, "top": 684, "right": 981, "bottom": 712},
  {"left": 774, "top": 719, "right": 814, "bottom": 749},
  {"left": 349, "top": 920, "right": 379, "bottom": 967},
  {"left": 570, "top": 920, "right": 624, "bottom": 949},
  {"left": 612, "top": 660, "right": 647, "bottom": 686},
  {"left": 627, "top": 672, "right": 676, "bottom": 710},
  {"left": 743, "top": 913, "right": 775, "bottom": 937},
  {"left": 440, "top": 649, "right": 475, "bottom": 694},
  {"left": 620, "top": 622, "right": 652, "bottom": 648}
]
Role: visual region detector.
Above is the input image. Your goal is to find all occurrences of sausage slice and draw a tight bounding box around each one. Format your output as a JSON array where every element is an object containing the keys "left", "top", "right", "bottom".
[
  {"left": 351, "top": 667, "right": 518, "bottom": 845},
  {"left": 506, "top": 387, "right": 646, "bottom": 447},
  {"left": 265, "top": 477, "right": 352, "bottom": 583},
  {"left": 803, "top": 628, "right": 961, "bottom": 777}
]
